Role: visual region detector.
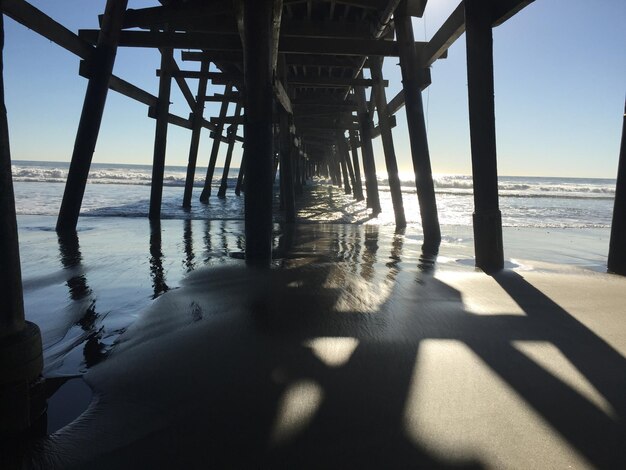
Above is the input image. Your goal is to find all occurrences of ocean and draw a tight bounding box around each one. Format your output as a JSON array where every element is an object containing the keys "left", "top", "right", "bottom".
[
  {"left": 12, "top": 159, "right": 618, "bottom": 393},
  {"left": 12, "top": 160, "right": 617, "bottom": 228}
]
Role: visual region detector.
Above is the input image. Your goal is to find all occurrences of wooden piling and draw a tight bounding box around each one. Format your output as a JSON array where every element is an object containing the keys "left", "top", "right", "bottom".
[
  {"left": 242, "top": 0, "right": 275, "bottom": 264},
  {"left": 370, "top": 57, "right": 406, "bottom": 228},
  {"left": 200, "top": 84, "right": 232, "bottom": 203},
  {"left": 348, "top": 130, "right": 365, "bottom": 201},
  {"left": 279, "top": 108, "right": 296, "bottom": 223},
  {"left": 182, "top": 60, "right": 210, "bottom": 208},
  {"left": 217, "top": 103, "right": 242, "bottom": 199},
  {"left": 235, "top": 152, "right": 245, "bottom": 196},
  {"left": 464, "top": 0, "right": 504, "bottom": 272},
  {"left": 340, "top": 144, "right": 352, "bottom": 195},
  {"left": 395, "top": 5, "right": 441, "bottom": 251},
  {"left": 338, "top": 135, "right": 357, "bottom": 198},
  {"left": 608, "top": 100, "right": 626, "bottom": 275},
  {"left": 149, "top": 46, "right": 173, "bottom": 221},
  {"left": 56, "top": 0, "right": 128, "bottom": 232},
  {"left": 355, "top": 86, "right": 381, "bottom": 214},
  {"left": 0, "top": 13, "right": 43, "bottom": 438}
]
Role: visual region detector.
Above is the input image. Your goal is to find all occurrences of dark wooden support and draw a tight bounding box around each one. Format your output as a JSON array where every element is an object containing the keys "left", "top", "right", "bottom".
[
  {"left": 235, "top": 152, "right": 245, "bottom": 196},
  {"left": 0, "top": 13, "right": 43, "bottom": 438},
  {"left": 279, "top": 109, "right": 296, "bottom": 222},
  {"left": 370, "top": 57, "right": 406, "bottom": 228},
  {"left": 56, "top": 0, "right": 128, "bottom": 232},
  {"left": 396, "top": 4, "right": 441, "bottom": 253},
  {"left": 348, "top": 130, "right": 365, "bottom": 201},
  {"left": 338, "top": 135, "right": 357, "bottom": 198},
  {"left": 199, "top": 84, "right": 232, "bottom": 203},
  {"left": 242, "top": 0, "right": 275, "bottom": 264},
  {"left": 338, "top": 147, "right": 350, "bottom": 193},
  {"left": 149, "top": 47, "right": 173, "bottom": 221},
  {"left": 182, "top": 60, "right": 210, "bottom": 208},
  {"left": 217, "top": 103, "right": 243, "bottom": 199},
  {"left": 464, "top": 0, "right": 504, "bottom": 272},
  {"left": 356, "top": 86, "right": 381, "bottom": 214},
  {"left": 608, "top": 100, "right": 626, "bottom": 275}
]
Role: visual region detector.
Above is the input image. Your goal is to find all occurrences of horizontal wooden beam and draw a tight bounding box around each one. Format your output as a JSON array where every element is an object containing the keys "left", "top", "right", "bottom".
[
  {"left": 0, "top": 0, "right": 171, "bottom": 111},
  {"left": 288, "top": 76, "right": 387, "bottom": 88},
  {"left": 181, "top": 50, "right": 243, "bottom": 63},
  {"left": 148, "top": 106, "right": 192, "bottom": 129},
  {"left": 292, "top": 99, "right": 358, "bottom": 110},
  {"left": 202, "top": 93, "right": 242, "bottom": 103},
  {"left": 157, "top": 69, "right": 242, "bottom": 82},
  {"left": 115, "top": 2, "right": 233, "bottom": 29},
  {"left": 422, "top": 0, "right": 535, "bottom": 67},
  {"left": 79, "top": 30, "right": 423, "bottom": 57},
  {"left": 274, "top": 78, "right": 293, "bottom": 114}
]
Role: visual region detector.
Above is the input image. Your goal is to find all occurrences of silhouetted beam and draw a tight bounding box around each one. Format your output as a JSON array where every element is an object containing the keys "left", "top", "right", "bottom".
[
  {"left": 293, "top": 99, "right": 358, "bottom": 110},
  {"left": 202, "top": 93, "right": 242, "bottom": 103},
  {"left": 182, "top": 51, "right": 243, "bottom": 63},
  {"left": 422, "top": 0, "right": 534, "bottom": 67},
  {"left": 148, "top": 106, "right": 192, "bottom": 129},
  {"left": 79, "top": 30, "right": 417, "bottom": 57},
  {"left": 158, "top": 70, "right": 240, "bottom": 81},
  {"left": 115, "top": 2, "right": 233, "bottom": 29},
  {"left": 210, "top": 116, "right": 244, "bottom": 125},
  {"left": 1, "top": 0, "right": 157, "bottom": 109},
  {"left": 166, "top": 55, "right": 196, "bottom": 110},
  {"left": 288, "top": 77, "right": 387, "bottom": 87},
  {"left": 285, "top": 55, "right": 361, "bottom": 68},
  {"left": 280, "top": 19, "right": 370, "bottom": 39},
  {"left": 284, "top": 0, "right": 388, "bottom": 8},
  {"left": 274, "top": 78, "right": 292, "bottom": 113},
  {"left": 382, "top": 68, "right": 430, "bottom": 115}
]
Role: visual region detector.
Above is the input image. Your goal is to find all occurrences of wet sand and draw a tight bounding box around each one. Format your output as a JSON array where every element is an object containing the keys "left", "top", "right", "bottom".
[{"left": 3, "top": 212, "right": 624, "bottom": 469}]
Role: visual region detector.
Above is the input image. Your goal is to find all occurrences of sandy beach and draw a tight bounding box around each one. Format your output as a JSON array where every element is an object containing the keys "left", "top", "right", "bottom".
[{"left": 3, "top": 201, "right": 624, "bottom": 468}]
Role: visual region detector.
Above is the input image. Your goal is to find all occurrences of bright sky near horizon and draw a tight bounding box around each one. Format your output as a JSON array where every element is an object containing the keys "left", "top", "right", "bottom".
[{"left": 2, "top": 0, "right": 625, "bottom": 178}]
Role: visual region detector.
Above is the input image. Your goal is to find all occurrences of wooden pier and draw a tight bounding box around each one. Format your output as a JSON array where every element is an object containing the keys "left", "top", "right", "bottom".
[{"left": 2, "top": 0, "right": 626, "bottom": 452}]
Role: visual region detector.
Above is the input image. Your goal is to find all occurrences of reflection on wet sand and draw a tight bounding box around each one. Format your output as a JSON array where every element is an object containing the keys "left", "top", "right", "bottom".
[
  {"left": 149, "top": 221, "right": 169, "bottom": 299},
  {"left": 57, "top": 232, "right": 107, "bottom": 369},
  {"left": 21, "top": 221, "right": 626, "bottom": 469}
]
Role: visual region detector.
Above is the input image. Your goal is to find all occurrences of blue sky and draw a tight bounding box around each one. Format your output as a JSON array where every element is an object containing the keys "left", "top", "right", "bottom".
[{"left": 3, "top": 0, "right": 625, "bottom": 177}]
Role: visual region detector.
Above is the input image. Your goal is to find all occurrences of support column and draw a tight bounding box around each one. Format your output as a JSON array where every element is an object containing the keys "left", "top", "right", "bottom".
[
  {"left": 370, "top": 57, "right": 406, "bottom": 228},
  {"left": 200, "top": 84, "right": 232, "bottom": 203},
  {"left": 608, "top": 100, "right": 626, "bottom": 275},
  {"left": 182, "top": 60, "right": 210, "bottom": 208},
  {"left": 243, "top": 0, "right": 275, "bottom": 264},
  {"left": 338, "top": 135, "right": 357, "bottom": 198},
  {"left": 149, "top": 47, "right": 173, "bottom": 221},
  {"left": 339, "top": 143, "right": 352, "bottom": 194},
  {"left": 349, "top": 130, "right": 365, "bottom": 201},
  {"left": 355, "top": 86, "right": 381, "bottom": 214},
  {"left": 235, "top": 152, "right": 245, "bottom": 196},
  {"left": 279, "top": 108, "right": 296, "bottom": 223},
  {"left": 464, "top": 0, "right": 504, "bottom": 272},
  {"left": 0, "top": 14, "right": 43, "bottom": 438},
  {"left": 218, "top": 103, "right": 242, "bottom": 199},
  {"left": 395, "top": 4, "right": 441, "bottom": 252},
  {"left": 56, "top": 0, "right": 128, "bottom": 232}
]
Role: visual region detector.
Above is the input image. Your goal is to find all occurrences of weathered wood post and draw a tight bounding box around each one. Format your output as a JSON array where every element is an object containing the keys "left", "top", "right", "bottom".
[
  {"left": 218, "top": 103, "right": 242, "bottom": 198},
  {"left": 149, "top": 46, "right": 173, "bottom": 221},
  {"left": 0, "top": 14, "right": 43, "bottom": 438},
  {"left": 235, "top": 151, "right": 245, "bottom": 196},
  {"left": 370, "top": 57, "right": 407, "bottom": 228},
  {"left": 608, "top": 100, "right": 626, "bottom": 275},
  {"left": 355, "top": 86, "right": 381, "bottom": 214},
  {"left": 200, "top": 84, "right": 232, "bottom": 203},
  {"left": 464, "top": 0, "right": 504, "bottom": 272},
  {"left": 56, "top": 0, "right": 128, "bottom": 232},
  {"left": 242, "top": 0, "right": 276, "bottom": 264},
  {"left": 395, "top": 3, "right": 441, "bottom": 252},
  {"left": 338, "top": 141, "right": 352, "bottom": 194},
  {"left": 182, "top": 60, "right": 211, "bottom": 208},
  {"left": 338, "top": 135, "right": 357, "bottom": 198},
  {"left": 279, "top": 108, "right": 296, "bottom": 223},
  {"left": 348, "top": 130, "right": 365, "bottom": 201}
]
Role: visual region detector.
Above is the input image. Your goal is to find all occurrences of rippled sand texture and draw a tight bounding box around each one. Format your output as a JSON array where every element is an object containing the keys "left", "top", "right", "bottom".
[{"left": 9, "top": 217, "right": 626, "bottom": 469}]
